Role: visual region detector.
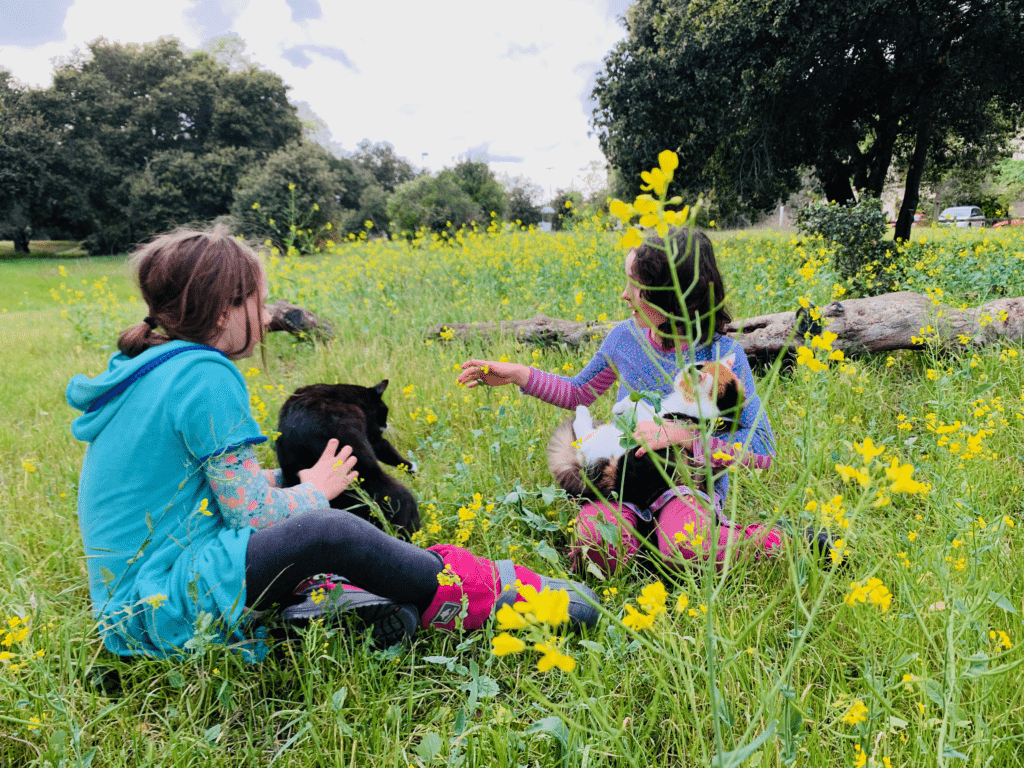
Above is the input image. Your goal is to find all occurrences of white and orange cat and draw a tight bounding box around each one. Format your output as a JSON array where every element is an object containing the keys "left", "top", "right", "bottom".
[{"left": 547, "top": 355, "right": 744, "bottom": 508}]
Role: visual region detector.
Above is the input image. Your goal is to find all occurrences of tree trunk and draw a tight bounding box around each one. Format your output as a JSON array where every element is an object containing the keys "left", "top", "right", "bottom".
[
  {"left": 12, "top": 227, "right": 30, "bottom": 254},
  {"left": 894, "top": 116, "right": 932, "bottom": 242},
  {"left": 822, "top": 172, "right": 855, "bottom": 205}
]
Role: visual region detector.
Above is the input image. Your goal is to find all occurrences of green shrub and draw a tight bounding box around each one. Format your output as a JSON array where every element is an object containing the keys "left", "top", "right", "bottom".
[{"left": 795, "top": 197, "right": 899, "bottom": 295}]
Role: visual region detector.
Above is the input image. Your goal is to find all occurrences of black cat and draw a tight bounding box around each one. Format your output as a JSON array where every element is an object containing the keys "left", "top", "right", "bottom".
[{"left": 275, "top": 380, "right": 420, "bottom": 536}]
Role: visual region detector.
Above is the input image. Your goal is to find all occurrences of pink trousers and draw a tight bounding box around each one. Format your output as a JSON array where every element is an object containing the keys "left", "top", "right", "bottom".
[{"left": 572, "top": 493, "right": 785, "bottom": 574}]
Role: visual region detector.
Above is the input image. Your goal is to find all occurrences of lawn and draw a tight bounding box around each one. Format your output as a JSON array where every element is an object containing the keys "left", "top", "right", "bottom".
[{"left": 1, "top": 221, "right": 1022, "bottom": 767}]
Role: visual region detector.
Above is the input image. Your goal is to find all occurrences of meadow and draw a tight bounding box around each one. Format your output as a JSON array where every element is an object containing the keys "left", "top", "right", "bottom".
[{"left": 1, "top": 218, "right": 1023, "bottom": 767}]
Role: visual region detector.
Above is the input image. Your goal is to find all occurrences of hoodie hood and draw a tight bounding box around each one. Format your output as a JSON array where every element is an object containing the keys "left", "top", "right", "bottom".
[{"left": 67, "top": 341, "right": 227, "bottom": 443}]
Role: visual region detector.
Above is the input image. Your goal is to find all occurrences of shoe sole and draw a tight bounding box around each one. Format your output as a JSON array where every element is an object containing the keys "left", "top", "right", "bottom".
[{"left": 282, "top": 593, "right": 419, "bottom": 648}]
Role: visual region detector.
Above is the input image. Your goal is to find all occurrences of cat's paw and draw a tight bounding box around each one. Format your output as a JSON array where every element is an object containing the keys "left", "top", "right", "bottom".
[{"left": 573, "top": 406, "right": 594, "bottom": 437}]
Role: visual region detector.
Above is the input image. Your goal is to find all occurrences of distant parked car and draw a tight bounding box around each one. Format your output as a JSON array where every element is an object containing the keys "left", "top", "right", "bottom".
[
  {"left": 992, "top": 219, "right": 1023, "bottom": 228},
  {"left": 938, "top": 206, "right": 989, "bottom": 227}
]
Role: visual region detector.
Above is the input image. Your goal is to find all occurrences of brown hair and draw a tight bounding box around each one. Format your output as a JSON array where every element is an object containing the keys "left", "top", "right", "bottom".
[
  {"left": 630, "top": 227, "right": 731, "bottom": 349},
  {"left": 118, "top": 225, "right": 266, "bottom": 358}
]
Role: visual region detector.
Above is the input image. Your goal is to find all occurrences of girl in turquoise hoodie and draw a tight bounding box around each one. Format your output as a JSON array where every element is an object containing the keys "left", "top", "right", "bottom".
[{"left": 68, "top": 226, "right": 596, "bottom": 660}]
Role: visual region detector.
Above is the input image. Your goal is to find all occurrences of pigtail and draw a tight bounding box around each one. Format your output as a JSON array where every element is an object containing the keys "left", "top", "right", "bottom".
[{"left": 118, "top": 315, "right": 171, "bottom": 357}]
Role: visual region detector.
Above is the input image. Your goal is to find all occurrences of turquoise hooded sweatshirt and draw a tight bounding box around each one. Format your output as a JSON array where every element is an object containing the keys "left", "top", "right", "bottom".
[{"left": 67, "top": 341, "right": 266, "bottom": 657}]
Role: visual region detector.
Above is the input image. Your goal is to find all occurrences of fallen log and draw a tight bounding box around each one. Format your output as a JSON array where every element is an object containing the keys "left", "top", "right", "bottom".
[
  {"left": 266, "top": 299, "right": 334, "bottom": 341},
  {"left": 727, "top": 291, "right": 1024, "bottom": 357},
  {"left": 425, "top": 292, "right": 1024, "bottom": 358},
  {"left": 425, "top": 314, "right": 608, "bottom": 348}
]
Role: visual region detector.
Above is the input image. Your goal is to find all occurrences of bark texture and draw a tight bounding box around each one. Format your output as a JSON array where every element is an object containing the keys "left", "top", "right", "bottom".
[
  {"left": 424, "top": 293, "right": 1024, "bottom": 357},
  {"left": 267, "top": 299, "right": 334, "bottom": 341}
]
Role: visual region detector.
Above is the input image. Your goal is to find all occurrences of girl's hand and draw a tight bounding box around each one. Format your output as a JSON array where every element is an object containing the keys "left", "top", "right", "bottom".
[
  {"left": 458, "top": 359, "right": 530, "bottom": 389},
  {"left": 298, "top": 439, "right": 358, "bottom": 501},
  {"left": 633, "top": 421, "right": 695, "bottom": 458}
]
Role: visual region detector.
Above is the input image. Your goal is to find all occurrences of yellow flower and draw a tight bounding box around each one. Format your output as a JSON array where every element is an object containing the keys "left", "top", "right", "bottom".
[
  {"left": 841, "top": 698, "right": 868, "bottom": 725},
  {"left": 198, "top": 498, "right": 211, "bottom": 516},
  {"left": 622, "top": 603, "right": 657, "bottom": 631},
  {"left": 496, "top": 603, "right": 529, "bottom": 630},
  {"left": 535, "top": 640, "right": 576, "bottom": 672},
  {"left": 637, "top": 581, "right": 667, "bottom": 615},
  {"left": 885, "top": 459, "right": 931, "bottom": 494},
  {"left": 145, "top": 593, "right": 168, "bottom": 609},
  {"left": 609, "top": 199, "right": 636, "bottom": 222},
  {"left": 515, "top": 585, "right": 570, "bottom": 626},
  {"left": 675, "top": 592, "right": 689, "bottom": 612},
  {"left": 845, "top": 578, "right": 892, "bottom": 612},
  {"left": 640, "top": 167, "right": 669, "bottom": 197},
  {"left": 288, "top": 183, "right": 296, "bottom": 191},
  {"left": 492, "top": 632, "right": 527, "bottom": 656},
  {"left": 835, "top": 464, "right": 870, "bottom": 486},
  {"left": 619, "top": 228, "right": 643, "bottom": 249},
  {"left": 657, "top": 150, "right": 678, "bottom": 178},
  {"left": 853, "top": 745, "right": 867, "bottom": 768}
]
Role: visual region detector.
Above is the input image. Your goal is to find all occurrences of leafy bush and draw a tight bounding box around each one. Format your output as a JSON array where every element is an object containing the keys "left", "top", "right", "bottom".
[{"left": 795, "top": 197, "right": 899, "bottom": 295}]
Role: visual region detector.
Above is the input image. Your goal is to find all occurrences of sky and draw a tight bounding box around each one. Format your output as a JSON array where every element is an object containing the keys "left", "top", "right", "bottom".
[{"left": 0, "top": 0, "right": 631, "bottom": 199}]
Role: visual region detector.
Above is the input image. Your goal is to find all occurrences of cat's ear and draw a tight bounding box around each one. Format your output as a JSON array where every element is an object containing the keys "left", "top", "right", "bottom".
[
  {"left": 374, "top": 380, "right": 389, "bottom": 395},
  {"left": 718, "top": 353, "right": 736, "bottom": 369}
]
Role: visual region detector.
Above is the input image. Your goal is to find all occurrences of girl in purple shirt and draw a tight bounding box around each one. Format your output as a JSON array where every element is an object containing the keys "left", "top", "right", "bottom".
[{"left": 460, "top": 227, "right": 796, "bottom": 574}]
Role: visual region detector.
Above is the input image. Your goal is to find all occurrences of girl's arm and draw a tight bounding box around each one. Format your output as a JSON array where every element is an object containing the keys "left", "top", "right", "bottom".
[
  {"left": 459, "top": 352, "right": 618, "bottom": 410},
  {"left": 205, "top": 441, "right": 358, "bottom": 530}
]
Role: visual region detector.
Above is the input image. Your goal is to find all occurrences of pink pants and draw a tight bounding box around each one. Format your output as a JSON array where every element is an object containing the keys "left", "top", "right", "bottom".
[{"left": 572, "top": 494, "right": 785, "bottom": 574}]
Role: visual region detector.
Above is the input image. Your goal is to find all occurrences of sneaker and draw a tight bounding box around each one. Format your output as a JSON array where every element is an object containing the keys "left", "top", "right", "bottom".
[
  {"left": 805, "top": 529, "right": 847, "bottom": 570},
  {"left": 281, "top": 575, "right": 419, "bottom": 648}
]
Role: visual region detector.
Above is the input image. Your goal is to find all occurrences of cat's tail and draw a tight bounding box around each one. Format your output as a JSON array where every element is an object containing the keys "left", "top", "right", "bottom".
[
  {"left": 547, "top": 417, "right": 589, "bottom": 497},
  {"left": 547, "top": 417, "right": 618, "bottom": 500}
]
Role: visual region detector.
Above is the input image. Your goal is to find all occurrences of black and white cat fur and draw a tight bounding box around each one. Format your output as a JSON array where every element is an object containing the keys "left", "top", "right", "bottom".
[
  {"left": 276, "top": 380, "right": 420, "bottom": 536},
  {"left": 547, "top": 354, "right": 744, "bottom": 510}
]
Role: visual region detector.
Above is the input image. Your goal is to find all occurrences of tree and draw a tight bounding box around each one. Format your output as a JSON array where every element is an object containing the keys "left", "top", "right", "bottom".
[
  {"left": 386, "top": 174, "right": 483, "bottom": 236},
  {"left": 232, "top": 141, "right": 350, "bottom": 250},
  {"left": 592, "top": 0, "right": 1024, "bottom": 241},
  {"left": 499, "top": 173, "right": 544, "bottom": 226},
  {"left": 352, "top": 140, "right": 416, "bottom": 194},
  {"left": 448, "top": 160, "right": 509, "bottom": 219},
  {"left": 7, "top": 37, "right": 302, "bottom": 253}
]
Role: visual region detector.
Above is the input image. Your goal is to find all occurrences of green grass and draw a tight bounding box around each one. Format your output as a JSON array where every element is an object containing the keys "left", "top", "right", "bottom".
[{"left": 1, "top": 223, "right": 1023, "bottom": 767}]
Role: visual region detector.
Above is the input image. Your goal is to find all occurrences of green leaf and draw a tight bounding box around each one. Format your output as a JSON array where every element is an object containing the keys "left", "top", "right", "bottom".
[
  {"left": 203, "top": 724, "right": 221, "bottom": 743},
  {"left": 454, "top": 707, "right": 466, "bottom": 735},
  {"left": 987, "top": 591, "right": 1018, "bottom": 614},
  {"left": 942, "top": 747, "right": 969, "bottom": 760},
  {"left": 330, "top": 687, "right": 347, "bottom": 712},
  {"left": 712, "top": 721, "right": 777, "bottom": 768},
  {"left": 100, "top": 566, "right": 115, "bottom": 585},
  {"left": 921, "top": 679, "right": 946, "bottom": 709},
  {"left": 525, "top": 715, "right": 569, "bottom": 751},
  {"left": 535, "top": 540, "right": 560, "bottom": 565},
  {"left": 415, "top": 732, "right": 443, "bottom": 761}
]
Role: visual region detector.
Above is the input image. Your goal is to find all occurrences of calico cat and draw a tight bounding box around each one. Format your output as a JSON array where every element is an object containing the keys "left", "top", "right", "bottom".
[
  {"left": 547, "top": 355, "right": 744, "bottom": 509},
  {"left": 276, "top": 380, "right": 420, "bottom": 536}
]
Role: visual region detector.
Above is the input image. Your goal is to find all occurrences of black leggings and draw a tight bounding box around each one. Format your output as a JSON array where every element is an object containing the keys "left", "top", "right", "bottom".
[{"left": 244, "top": 508, "right": 444, "bottom": 614}]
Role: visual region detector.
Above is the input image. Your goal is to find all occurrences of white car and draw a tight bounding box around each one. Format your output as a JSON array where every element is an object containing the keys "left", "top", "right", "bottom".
[{"left": 938, "top": 206, "right": 988, "bottom": 227}]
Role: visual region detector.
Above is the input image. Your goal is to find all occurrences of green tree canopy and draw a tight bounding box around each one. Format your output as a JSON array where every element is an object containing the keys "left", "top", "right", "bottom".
[
  {"left": 386, "top": 174, "right": 483, "bottom": 235},
  {"left": 5, "top": 36, "right": 301, "bottom": 253},
  {"left": 593, "top": 0, "right": 1024, "bottom": 240},
  {"left": 231, "top": 140, "right": 350, "bottom": 249}
]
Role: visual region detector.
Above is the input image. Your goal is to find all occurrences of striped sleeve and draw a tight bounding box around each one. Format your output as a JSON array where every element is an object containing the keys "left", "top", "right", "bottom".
[{"left": 522, "top": 365, "right": 618, "bottom": 410}]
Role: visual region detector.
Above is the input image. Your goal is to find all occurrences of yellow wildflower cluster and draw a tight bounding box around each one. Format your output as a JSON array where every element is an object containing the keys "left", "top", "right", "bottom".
[
  {"left": 608, "top": 151, "right": 692, "bottom": 247},
  {"left": 455, "top": 493, "right": 494, "bottom": 544},
  {"left": 492, "top": 584, "right": 577, "bottom": 673},
  {"left": 622, "top": 581, "right": 667, "bottom": 631},
  {"left": 845, "top": 578, "right": 892, "bottom": 612},
  {"left": 1, "top": 615, "right": 42, "bottom": 673},
  {"left": 804, "top": 493, "right": 850, "bottom": 530},
  {"left": 795, "top": 331, "right": 843, "bottom": 372}
]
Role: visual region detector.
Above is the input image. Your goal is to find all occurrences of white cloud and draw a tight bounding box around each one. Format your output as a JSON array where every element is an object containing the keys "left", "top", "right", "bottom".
[{"left": 1, "top": 0, "right": 627, "bottom": 195}]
